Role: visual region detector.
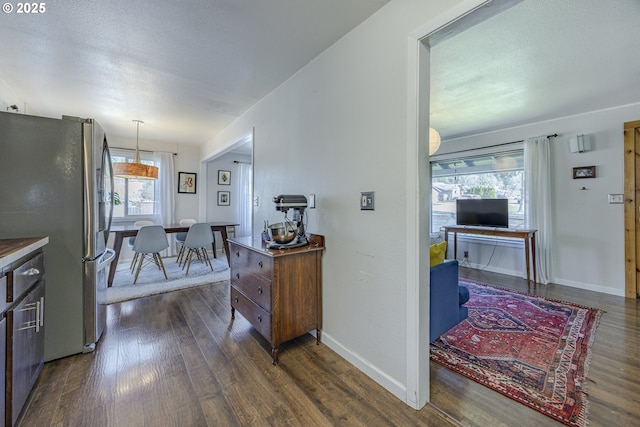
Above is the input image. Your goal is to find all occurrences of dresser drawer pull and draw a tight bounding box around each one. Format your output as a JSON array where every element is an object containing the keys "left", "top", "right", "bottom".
[
  {"left": 22, "top": 268, "right": 40, "bottom": 277},
  {"left": 235, "top": 251, "right": 240, "bottom": 257},
  {"left": 234, "top": 296, "right": 239, "bottom": 303},
  {"left": 235, "top": 273, "right": 240, "bottom": 279},
  {"left": 258, "top": 261, "right": 263, "bottom": 268},
  {"left": 257, "top": 314, "right": 262, "bottom": 323},
  {"left": 258, "top": 286, "right": 262, "bottom": 294}
]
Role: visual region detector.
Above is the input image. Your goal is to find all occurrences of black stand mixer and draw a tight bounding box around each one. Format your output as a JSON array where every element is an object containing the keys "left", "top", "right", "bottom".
[{"left": 268, "top": 195, "right": 308, "bottom": 249}]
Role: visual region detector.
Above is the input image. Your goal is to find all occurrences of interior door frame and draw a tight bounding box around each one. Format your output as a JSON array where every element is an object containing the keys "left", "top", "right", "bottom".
[
  {"left": 199, "top": 129, "right": 254, "bottom": 236},
  {"left": 623, "top": 120, "right": 640, "bottom": 298}
]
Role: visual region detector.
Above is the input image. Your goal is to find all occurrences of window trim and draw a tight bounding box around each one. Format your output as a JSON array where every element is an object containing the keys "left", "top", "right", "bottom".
[{"left": 110, "top": 149, "right": 158, "bottom": 222}]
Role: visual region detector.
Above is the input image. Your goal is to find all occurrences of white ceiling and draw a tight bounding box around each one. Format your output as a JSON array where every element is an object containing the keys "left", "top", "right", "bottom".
[
  {"left": 430, "top": 0, "right": 640, "bottom": 140},
  {"left": 2, "top": 0, "right": 639, "bottom": 146},
  {"left": 0, "top": 0, "right": 389, "bottom": 144}
]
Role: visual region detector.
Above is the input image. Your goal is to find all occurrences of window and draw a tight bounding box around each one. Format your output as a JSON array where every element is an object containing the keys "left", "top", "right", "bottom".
[
  {"left": 431, "top": 148, "right": 525, "bottom": 232},
  {"left": 111, "top": 150, "right": 157, "bottom": 219}
]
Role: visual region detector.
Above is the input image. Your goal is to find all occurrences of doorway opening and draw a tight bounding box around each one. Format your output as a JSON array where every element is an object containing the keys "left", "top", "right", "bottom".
[{"left": 202, "top": 131, "right": 254, "bottom": 251}]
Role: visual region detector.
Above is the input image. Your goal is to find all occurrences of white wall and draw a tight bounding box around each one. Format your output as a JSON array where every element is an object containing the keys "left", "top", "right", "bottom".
[
  {"left": 201, "top": 0, "right": 465, "bottom": 405},
  {"left": 206, "top": 152, "right": 252, "bottom": 249},
  {"left": 174, "top": 143, "right": 202, "bottom": 223},
  {"left": 438, "top": 103, "right": 640, "bottom": 296}
]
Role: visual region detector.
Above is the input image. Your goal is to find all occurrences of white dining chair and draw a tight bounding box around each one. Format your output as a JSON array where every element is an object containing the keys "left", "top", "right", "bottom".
[
  {"left": 182, "top": 223, "right": 215, "bottom": 276},
  {"left": 175, "top": 218, "right": 197, "bottom": 265},
  {"left": 131, "top": 225, "right": 170, "bottom": 284},
  {"left": 129, "top": 220, "right": 154, "bottom": 272}
]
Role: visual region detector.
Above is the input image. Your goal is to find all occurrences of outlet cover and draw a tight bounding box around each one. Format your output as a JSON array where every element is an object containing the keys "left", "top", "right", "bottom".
[
  {"left": 360, "top": 192, "right": 374, "bottom": 210},
  {"left": 608, "top": 194, "right": 623, "bottom": 204}
]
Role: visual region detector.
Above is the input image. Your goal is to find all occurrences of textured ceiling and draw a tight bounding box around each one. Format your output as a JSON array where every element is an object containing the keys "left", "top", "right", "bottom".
[
  {"left": 3, "top": 1, "right": 638, "bottom": 146},
  {"left": 0, "top": 0, "right": 389, "bottom": 144},
  {"left": 430, "top": 0, "right": 640, "bottom": 140}
]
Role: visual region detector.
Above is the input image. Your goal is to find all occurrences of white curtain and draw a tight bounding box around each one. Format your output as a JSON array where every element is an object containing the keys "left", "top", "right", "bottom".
[
  {"left": 153, "top": 152, "right": 176, "bottom": 255},
  {"left": 236, "top": 162, "right": 253, "bottom": 237},
  {"left": 524, "top": 136, "right": 552, "bottom": 284}
]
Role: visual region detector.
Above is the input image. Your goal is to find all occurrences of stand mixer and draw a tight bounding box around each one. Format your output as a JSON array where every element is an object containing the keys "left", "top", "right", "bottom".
[{"left": 268, "top": 195, "right": 308, "bottom": 249}]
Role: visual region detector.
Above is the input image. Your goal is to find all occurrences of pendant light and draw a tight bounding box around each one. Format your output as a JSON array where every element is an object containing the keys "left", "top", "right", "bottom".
[
  {"left": 429, "top": 127, "right": 441, "bottom": 156},
  {"left": 113, "top": 120, "right": 158, "bottom": 180}
]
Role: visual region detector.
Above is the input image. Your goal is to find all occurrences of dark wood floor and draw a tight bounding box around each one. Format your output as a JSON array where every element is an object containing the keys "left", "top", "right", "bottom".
[
  {"left": 17, "top": 269, "right": 640, "bottom": 426},
  {"left": 18, "top": 279, "right": 455, "bottom": 427}
]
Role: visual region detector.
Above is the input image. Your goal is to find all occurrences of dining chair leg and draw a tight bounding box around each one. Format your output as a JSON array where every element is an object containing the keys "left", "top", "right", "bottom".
[
  {"left": 185, "top": 250, "right": 195, "bottom": 276},
  {"left": 200, "top": 247, "right": 213, "bottom": 271},
  {"left": 156, "top": 253, "right": 168, "bottom": 280},
  {"left": 176, "top": 245, "right": 184, "bottom": 264},
  {"left": 152, "top": 253, "right": 162, "bottom": 271},
  {"left": 130, "top": 252, "right": 139, "bottom": 273},
  {"left": 133, "top": 254, "right": 145, "bottom": 284}
]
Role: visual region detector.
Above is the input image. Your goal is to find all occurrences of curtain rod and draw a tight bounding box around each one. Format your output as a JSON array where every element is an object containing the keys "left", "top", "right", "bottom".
[
  {"left": 111, "top": 146, "right": 177, "bottom": 155},
  {"left": 233, "top": 160, "right": 252, "bottom": 164},
  {"left": 436, "top": 133, "right": 558, "bottom": 157}
]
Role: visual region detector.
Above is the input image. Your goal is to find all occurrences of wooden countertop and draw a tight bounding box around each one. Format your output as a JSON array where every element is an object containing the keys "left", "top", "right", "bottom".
[
  {"left": 228, "top": 234, "right": 325, "bottom": 257},
  {"left": 0, "top": 237, "right": 49, "bottom": 269}
]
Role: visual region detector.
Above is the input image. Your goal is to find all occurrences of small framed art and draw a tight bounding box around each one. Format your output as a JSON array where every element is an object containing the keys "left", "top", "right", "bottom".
[
  {"left": 178, "top": 172, "right": 197, "bottom": 193},
  {"left": 572, "top": 165, "right": 596, "bottom": 179},
  {"left": 217, "top": 191, "right": 230, "bottom": 206},
  {"left": 218, "top": 170, "right": 231, "bottom": 185}
]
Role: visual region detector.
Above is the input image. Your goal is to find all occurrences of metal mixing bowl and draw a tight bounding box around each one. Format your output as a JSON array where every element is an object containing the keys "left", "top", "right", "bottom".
[{"left": 269, "top": 222, "right": 296, "bottom": 244}]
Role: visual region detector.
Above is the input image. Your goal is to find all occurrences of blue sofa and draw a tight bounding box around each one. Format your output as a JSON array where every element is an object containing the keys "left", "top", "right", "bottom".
[{"left": 429, "top": 260, "right": 469, "bottom": 341}]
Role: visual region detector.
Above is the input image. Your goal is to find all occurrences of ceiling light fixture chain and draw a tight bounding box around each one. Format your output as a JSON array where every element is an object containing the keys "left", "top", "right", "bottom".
[{"left": 112, "top": 119, "right": 159, "bottom": 180}]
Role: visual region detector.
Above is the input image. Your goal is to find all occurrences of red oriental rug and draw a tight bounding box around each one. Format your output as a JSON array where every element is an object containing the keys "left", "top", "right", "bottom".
[{"left": 430, "top": 280, "right": 604, "bottom": 427}]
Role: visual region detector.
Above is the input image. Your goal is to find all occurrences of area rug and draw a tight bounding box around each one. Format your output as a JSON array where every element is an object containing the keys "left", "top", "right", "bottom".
[
  {"left": 103, "top": 255, "right": 230, "bottom": 304},
  {"left": 430, "top": 280, "right": 604, "bottom": 427}
]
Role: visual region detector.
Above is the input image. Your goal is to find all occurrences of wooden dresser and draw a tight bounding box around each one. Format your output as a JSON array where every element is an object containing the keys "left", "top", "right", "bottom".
[{"left": 228, "top": 234, "right": 324, "bottom": 364}]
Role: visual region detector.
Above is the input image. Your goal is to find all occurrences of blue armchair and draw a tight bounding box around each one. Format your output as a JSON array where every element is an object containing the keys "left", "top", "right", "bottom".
[{"left": 429, "top": 260, "right": 469, "bottom": 341}]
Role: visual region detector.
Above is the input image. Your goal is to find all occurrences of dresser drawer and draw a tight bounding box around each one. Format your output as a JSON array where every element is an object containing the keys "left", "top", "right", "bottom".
[
  {"left": 230, "top": 245, "right": 273, "bottom": 280},
  {"left": 231, "top": 271, "right": 271, "bottom": 310},
  {"left": 231, "top": 286, "right": 271, "bottom": 341},
  {"left": 8, "top": 251, "right": 44, "bottom": 302}
]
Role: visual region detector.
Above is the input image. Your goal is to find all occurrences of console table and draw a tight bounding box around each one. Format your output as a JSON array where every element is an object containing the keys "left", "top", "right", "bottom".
[{"left": 443, "top": 226, "right": 537, "bottom": 284}]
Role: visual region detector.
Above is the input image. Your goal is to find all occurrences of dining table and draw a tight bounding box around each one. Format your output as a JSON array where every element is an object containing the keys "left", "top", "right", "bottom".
[{"left": 108, "top": 221, "right": 239, "bottom": 287}]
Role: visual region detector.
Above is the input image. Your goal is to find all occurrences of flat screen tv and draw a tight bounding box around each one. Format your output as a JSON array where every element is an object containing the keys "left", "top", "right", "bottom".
[{"left": 456, "top": 198, "right": 509, "bottom": 228}]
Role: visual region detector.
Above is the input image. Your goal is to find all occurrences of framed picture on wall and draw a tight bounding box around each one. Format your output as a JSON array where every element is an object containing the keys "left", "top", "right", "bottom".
[
  {"left": 218, "top": 170, "right": 231, "bottom": 185},
  {"left": 217, "top": 191, "right": 230, "bottom": 206},
  {"left": 178, "top": 172, "right": 197, "bottom": 193},
  {"left": 572, "top": 165, "right": 596, "bottom": 179}
]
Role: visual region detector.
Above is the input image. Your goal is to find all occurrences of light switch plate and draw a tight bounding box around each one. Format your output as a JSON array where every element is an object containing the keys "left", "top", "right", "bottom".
[
  {"left": 360, "top": 192, "right": 374, "bottom": 210},
  {"left": 308, "top": 193, "right": 316, "bottom": 208},
  {"left": 608, "top": 194, "right": 623, "bottom": 204}
]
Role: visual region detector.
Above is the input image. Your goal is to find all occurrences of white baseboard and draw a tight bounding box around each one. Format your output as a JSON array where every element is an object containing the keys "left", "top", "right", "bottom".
[
  {"left": 320, "top": 331, "right": 407, "bottom": 403},
  {"left": 462, "top": 262, "right": 625, "bottom": 297},
  {"left": 552, "top": 277, "right": 625, "bottom": 297}
]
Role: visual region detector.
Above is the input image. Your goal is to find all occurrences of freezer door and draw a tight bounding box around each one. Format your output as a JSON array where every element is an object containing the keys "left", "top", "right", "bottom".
[
  {"left": 83, "top": 119, "right": 114, "bottom": 261},
  {"left": 84, "top": 248, "right": 115, "bottom": 349}
]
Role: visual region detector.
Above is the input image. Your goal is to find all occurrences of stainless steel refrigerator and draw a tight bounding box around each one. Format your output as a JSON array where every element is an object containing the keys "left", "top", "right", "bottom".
[{"left": 0, "top": 111, "right": 115, "bottom": 361}]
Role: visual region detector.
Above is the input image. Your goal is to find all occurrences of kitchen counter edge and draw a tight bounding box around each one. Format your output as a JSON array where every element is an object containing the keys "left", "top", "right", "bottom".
[{"left": 0, "top": 237, "right": 49, "bottom": 269}]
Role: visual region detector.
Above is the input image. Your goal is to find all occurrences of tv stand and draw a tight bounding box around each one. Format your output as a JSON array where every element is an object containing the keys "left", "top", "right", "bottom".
[{"left": 443, "top": 226, "right": 537, "bottom": 284}]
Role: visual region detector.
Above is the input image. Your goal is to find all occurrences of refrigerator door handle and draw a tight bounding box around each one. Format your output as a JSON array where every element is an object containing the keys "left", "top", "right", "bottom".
[{"left": 98, "top": 249, "right": 116, "bottom": 270}]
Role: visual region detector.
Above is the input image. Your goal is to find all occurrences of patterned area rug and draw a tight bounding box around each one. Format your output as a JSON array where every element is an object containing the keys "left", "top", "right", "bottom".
[{"left": 430, "top": 280, "right": 604, "bottom": 427}]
